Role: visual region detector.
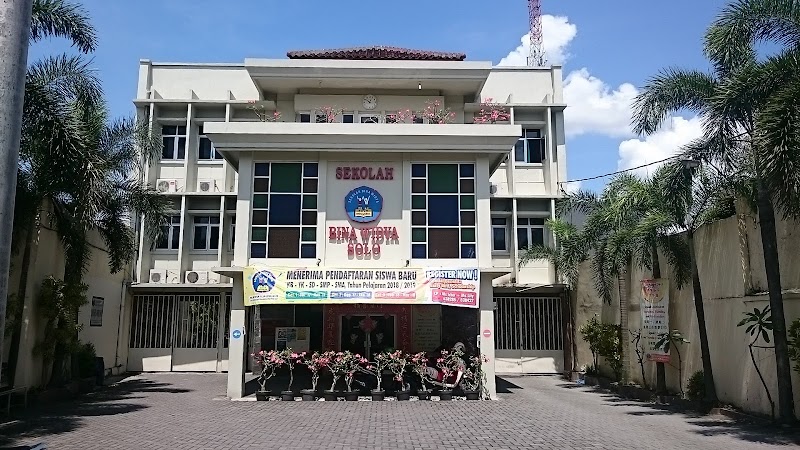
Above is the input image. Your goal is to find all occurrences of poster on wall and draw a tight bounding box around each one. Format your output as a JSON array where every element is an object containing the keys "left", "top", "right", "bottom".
[
  {"left": 640, "top": 279, "right": 670, "bottom": 362},
  {"left": 275, "top": 327, "right": 310, "bottom": 352},
  {"left": 243, "top": 266, "right": 480, "bottom": 309}
]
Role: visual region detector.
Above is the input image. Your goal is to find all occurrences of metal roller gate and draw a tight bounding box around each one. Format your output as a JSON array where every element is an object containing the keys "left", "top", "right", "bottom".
[
  {"left": 128, "top": 294, "right": 230, "bottom": 372},
  {"left": 494, "top": 296, "right": 564, "bottom": 374}
]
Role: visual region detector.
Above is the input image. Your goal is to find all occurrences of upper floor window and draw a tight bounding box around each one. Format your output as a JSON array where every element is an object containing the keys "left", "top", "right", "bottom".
[
  {"left": 411, "top": 163, "right": 476, "bottom": 259},
  {"left": 251, "top": 162, "right": 318, "bottom": 259},
  {"left": 162, "top": 125, "right": 186, "bottom": 160},
  {"left": 517, "top": 217, "right": 545, "bottom": 250},
  {"left": 193, "top": 216, "right": 220, "bottom": 250},
  {"left": 156, "top": 215, "right": 181, "bottom": 250},
  {"left": 514, "top": 129, "right": 545, "bottom": 164},
  {"left": 299, "top": 112, "right": 355, "bottom": 123},
  {"left": 229, "top": 216, "right": 236, "bottom": 251},
  {"left": 198, "top": 125, "right": 222, "bottom": 160},
  {"left": 492, "top": 217, "right": 509, "bottom": 252},
  {"left": 359, "top": 114, "right": 380, "bottom": 124}
]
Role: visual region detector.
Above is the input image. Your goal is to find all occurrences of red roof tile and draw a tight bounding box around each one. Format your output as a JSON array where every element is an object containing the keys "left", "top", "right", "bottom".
[{"left": 286, "top": 46, "right": 466, "bottom": 61}]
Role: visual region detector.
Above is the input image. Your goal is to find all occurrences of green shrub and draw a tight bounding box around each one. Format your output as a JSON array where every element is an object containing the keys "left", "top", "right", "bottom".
[
  {"left": 75, "top": 342, "right": 97, "bottom": 379},
  {"left": 788, "top": 319, "right": 800, "bottom": 374},
  {"left": 580, "top": 316, "right": 622, "bottom": 380},
  {"left": 687, "top": 370, "right": 704, "bottom": 401}
]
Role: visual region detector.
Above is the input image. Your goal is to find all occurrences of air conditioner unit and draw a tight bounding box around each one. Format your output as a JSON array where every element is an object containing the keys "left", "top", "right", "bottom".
[
  {"left": 166, "top": 270, "right": 181, "bottom": 284},
  {"left": 197, "top": 179, "right": 216, "bottom": 193},
  {"left": 185, "top": 270, "right": 209, "bottom": 284},
  {"left": 156, "top": 178, "right": 178, "bottom": 193},
  {"left": 149, "top": 269, "right": 167, "bottom": 283},
  {"left": 489, "top": 183, "right": 498, "bottom": 194}
]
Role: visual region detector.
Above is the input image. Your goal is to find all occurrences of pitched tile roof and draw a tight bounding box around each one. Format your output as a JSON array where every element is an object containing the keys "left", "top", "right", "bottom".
[{"left": 286, "top": 46, "right": 466, "bottom": 61}]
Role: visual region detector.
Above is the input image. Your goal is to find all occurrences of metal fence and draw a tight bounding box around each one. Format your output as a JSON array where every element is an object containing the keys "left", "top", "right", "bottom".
[
  {"left": 494, "top": 297, "right": 563, "bottom": 351},
  {"left": 130, "top": 294, "right": 229, "bottom": 350}
]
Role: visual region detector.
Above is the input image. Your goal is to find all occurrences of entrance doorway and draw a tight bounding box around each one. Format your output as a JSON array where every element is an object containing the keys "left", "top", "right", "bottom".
[{"left": 340, "top": 315, "right": 395, "bottom": 359}]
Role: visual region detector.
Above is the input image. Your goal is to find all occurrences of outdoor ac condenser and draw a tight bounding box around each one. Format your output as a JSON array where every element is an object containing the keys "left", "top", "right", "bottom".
[
  {"left": 197, "top": 179, "right": 216, "bottom": 193},
  {"left": 185, "top": 270, "right": 209, "bottom": 284},
  {"left": 156, "top": 179, "right": 178, "bottom": 193},
  {"left": 149, "top": 269, "right": 167, "bottom": 283}
]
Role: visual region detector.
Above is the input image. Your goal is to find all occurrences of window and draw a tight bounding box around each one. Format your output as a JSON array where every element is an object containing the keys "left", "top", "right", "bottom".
[
  {"left": 359, "top": 114, "right": 380, "bottom": 124},
  {"left": 299, "top": 113, "right": 311, "bottom": 123},
  {"left": 411, "top": 163, "right": 476, "bottom": 259},
  {"left": 385, "top": 114, "right": 398, "bottom": 124},
  {"left": 412, "top": 115, "right": 425, "bottom": 124},
  {"left": 192, "top": 216, "right": 220, "bottom": 250},
  {"left": 514, "top": 129, "right": 545, "bottom": 164},
  {"left": 156, "top": 216, "right": 181, "bottom": 250},
  {"left": 251, "top": 162, "right": 318, "bottom": 259},
  {"left": 492, "top": 217, "right": 508, "bottom": 252},
  {"left": 161, "top": 126, "right": 186, "bottom": 160},
  {"left": 517, "top": 217, "right": 546, "bottom": 250},
  {"left": 229, "top": 216, "right": 236, "bottom": 251},
  {"left": 315, "top": 113, "right": 328, "bottom": 123},
  {"left": 198, "top": 125, "right": 222, "bottom": 160}
]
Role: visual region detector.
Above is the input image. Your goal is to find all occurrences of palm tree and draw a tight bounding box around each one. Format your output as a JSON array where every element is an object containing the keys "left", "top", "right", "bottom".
[
  {"left": 632, "top": 0, "right": 799, "bottom": 422},
  {"left": 30, "top": 0, "right": 97, "bottom": 53},
  {"left": 704, "top": 0, "right": 800, "bottom": 421}
]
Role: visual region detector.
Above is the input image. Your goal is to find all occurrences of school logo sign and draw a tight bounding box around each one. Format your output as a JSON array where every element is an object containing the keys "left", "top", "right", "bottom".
[
  {"left": 345, "top": 186, "right": 383, "bottom": 223},
  {"left": 252, "top": 269, "right": 277, "bottom": 293}
]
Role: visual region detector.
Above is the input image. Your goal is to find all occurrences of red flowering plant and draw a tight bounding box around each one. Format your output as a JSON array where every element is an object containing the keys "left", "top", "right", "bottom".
[
  {"left": 342, "top": 352, "right": 369, "bottom": 393},
  {"left": 369, "top": 352, "right": 395, "bottom": 392},
  {"left": 473, "top": 98, "right": 510, "bottom": 124},
  {"left": 314, "top": 106, "right": 344, "bottom": 123},
  {"left": 325, "top": 351, "right": 347, "bottom": 391},
  {"left": 251, "top": 349, "right": 284, "bottom": 392},
  {"left": 247, "top": 100, "right": 281, "bottom": 122},
  {"left": 280, "top": 349, "right": 306, "bottom": 392},
  {"left": 395, "top": 99, "right": 456, "bottom": 124},
  {"left": 436, "top": 349, "right": 466, "bottom": 386},
  {"left": 409, "top": 351, "right": 431, "bottom": 392},
  {"left": 385, "top": 350, "right": 408, "bottom": 390},
  {"left": 301, "top": 351, "right": 328, "bottom": 392},
  {"left": 461, "top": 354, "right": 489, "bottom": 395}
]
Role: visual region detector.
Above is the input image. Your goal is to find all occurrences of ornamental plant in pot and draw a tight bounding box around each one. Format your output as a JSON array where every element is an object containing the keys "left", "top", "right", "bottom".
[
  {"left": 280, "top": 349, "right": 305, "bottom": 401},
  {"left": 386, "top": 350, "right": 410, "bottom": 401},
  {"left": 251, "top": 349, "right": 280, "bottom": 401},
  {"left": 436, "top": 349, "right": 465, "bottom": 401},
  {"left": 369, "top": 351, "right": 394, "bottom": 401},
  {"left": 461, "top": 355, "right": 489, "bottom": 400},
  {"left": 409, "top": 352, "right": 432, "bottom": 400},
  {"left": 342, "top": 352, "right": 368, "bottom": 401},
  {"left": 324, "top": 351, "right": 346, "bottom": 401},
  {"left": 300, "top": 351, "right": 327, "bottom": 401}
]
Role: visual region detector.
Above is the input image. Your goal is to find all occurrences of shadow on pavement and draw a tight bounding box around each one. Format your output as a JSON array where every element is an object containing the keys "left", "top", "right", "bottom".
[
  {"left": 496, "top": 376, "right": 523, "bottom": 394},
  {"left": 0, "top": 378, "right": 191, "bottom": 447},
  {"left": 555, "top": 380, "right": 800, "bottom": 446}
]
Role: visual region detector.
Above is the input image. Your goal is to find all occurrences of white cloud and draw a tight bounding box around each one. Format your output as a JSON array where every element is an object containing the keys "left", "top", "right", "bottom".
[
  {"left": 617, "top": 116, "right": 704, "bottom": 177},
  {"left": 562, "top": 180, "right": 583, "bottom": 194},
  {"left": 498, "top": 15, "right": 577, "bottom": 66},
  {"left": 563, "top": 69, "right": 639, "bottom": 138}
]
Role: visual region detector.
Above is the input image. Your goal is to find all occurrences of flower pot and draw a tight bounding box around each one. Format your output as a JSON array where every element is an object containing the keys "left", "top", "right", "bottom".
[
  {"left": 371, "top": 390, "right": 386, "bottom": 401},
  {"left": 323, "top": 390, "right": 338, "bottom": 402},
  {"left": 438, "top": 390, "right": 453, "bottom": 401},
  {"left": 417, "top": 390, "right": 431, "bottom": 401},
  {"left": 300, "top": 389, "right": 316, "bottom": 401},
  {"left": 281, "top": 391, "right": 295, "bottom": 401},
  {"left": 464, "top": 390, "right": 481, "bottom": 400},
  {"left": 256, "top": 390, "right": 272, "bottom": 401},
  {"left": 395, "top": 390, "right": 411, "bottom": 401},
  {"left": 344, "top": 391, "right": 359, "bottom": 401}
]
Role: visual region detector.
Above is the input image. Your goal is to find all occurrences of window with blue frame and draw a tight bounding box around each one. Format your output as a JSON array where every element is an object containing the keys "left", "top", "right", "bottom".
[
  {"left": 250, "top": 162, "right": 318, "bottom": 259},
  {"left": 411, "top": 163, "right": 476, "bottom": 259}
]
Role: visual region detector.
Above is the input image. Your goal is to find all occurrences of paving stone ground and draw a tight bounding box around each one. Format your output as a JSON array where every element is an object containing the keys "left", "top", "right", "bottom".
[{"left": 1, "top": 373, "right": 798, "bottom": 450}]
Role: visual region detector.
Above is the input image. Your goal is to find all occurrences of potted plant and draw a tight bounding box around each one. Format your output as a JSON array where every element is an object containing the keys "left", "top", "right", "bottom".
[
  {"left": 409, "top": 352, "right": 432, "bottom": 400},
  {"left": 472, "top": 98, "right": 510, "bottom": 124},
  {"left": 280, "top": 349, "right": 305, "bottom": 401},
  {"left": 300, "top": 351, "right": 326, "bottom": 401},
  {"left": 342, "top": 352, "right": 368, "bottom": 401},
  {"left": 436, "top": 349, "right": 464, "bottom": 401},
  {"left": 461, "top": 355, "right": 488, "bottom": 400},
  {"left": 251, "top": 349, "right": 280, "bottom": 401},
  {"left": 324, "top": 351, "right": 346, "bottom": 401},
  {"left": 369, "top": 352, "right": 394, "bottom": 401},
  {"left": 386, "top": 350, "right": 410, "bottom": 401}
]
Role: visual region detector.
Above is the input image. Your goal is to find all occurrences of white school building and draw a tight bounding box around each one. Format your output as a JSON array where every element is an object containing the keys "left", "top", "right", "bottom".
[{"left": 122, "top": 46, "right": 568, "bottom": 399}]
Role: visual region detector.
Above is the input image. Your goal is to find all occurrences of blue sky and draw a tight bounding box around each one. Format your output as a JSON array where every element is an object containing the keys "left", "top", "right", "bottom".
[{"left": 29, "top": 0, "right": 730, "bottom": 192}]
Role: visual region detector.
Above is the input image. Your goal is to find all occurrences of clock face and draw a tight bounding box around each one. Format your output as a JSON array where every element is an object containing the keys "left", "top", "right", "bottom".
[{"left": 363, "top": 95, "right": 377, "bottom": 110}]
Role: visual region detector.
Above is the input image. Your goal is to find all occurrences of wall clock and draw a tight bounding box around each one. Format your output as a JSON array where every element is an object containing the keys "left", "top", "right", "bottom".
[{"left": 363, "top": 94, "right": 378, "bottom": 110}]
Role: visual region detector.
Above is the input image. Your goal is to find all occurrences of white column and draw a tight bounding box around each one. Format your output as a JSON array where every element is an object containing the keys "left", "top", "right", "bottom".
[
  {"left": 479, "top": 277, "right": 497, "bottom": 399},
  {"left": 226, "top": 276, "right": 246, "bottom": 398}
]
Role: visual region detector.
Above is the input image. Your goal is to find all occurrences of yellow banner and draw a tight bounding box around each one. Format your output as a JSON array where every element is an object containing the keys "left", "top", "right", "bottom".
[{"left": 243, "top": 266, "right": 480, "bottom": 308}]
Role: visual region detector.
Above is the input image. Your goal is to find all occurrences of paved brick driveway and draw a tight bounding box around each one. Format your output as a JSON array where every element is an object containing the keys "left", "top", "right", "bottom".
[{"left": 2, "top": 373, "right": 798, "bottom": 450}]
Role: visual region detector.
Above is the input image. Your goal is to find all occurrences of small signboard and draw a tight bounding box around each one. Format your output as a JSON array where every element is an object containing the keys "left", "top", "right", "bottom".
[
  {"left": 275, "top": 327, "right": 311, "bottom": 352},
  {"left": 90, "top": 297, "right": 104, "bottom": 327}
]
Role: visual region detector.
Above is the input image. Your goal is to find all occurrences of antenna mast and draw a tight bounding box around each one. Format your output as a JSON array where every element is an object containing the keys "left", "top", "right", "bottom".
[{"left": 527, "top": 0, "right": 547, "bottom": 66}]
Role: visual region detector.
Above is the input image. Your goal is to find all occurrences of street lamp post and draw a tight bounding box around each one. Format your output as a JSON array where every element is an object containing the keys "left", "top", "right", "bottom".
[{"left": 0, "top": 0, "right": 34, "bottom": 382}]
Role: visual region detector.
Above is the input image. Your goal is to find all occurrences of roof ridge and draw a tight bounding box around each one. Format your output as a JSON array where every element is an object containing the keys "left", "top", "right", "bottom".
[{"left": 286, "top": 46, "right": 466, "bottom": 61}]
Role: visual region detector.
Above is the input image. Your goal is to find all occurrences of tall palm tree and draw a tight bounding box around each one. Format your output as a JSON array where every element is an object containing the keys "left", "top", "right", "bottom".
[
  {"left": 632, "top": 0, "right": 799, "bottom": 421},
  {"left": 704, "top": 1, "right": 800, "bottom": 421},
  {"left": 30, "top": 0, "right": 96, "bottom": 53}
]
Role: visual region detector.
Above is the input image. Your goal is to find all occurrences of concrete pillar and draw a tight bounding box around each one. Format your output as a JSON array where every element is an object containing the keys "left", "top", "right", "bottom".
[
  {"left": 479, "top": 277, "right": 497, "bottom": 399},
  {"left": 226, "top": 276, "right": 246, "bottom": 399}
]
